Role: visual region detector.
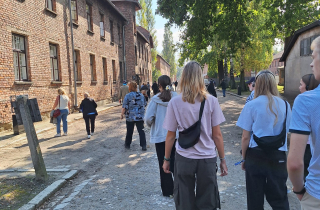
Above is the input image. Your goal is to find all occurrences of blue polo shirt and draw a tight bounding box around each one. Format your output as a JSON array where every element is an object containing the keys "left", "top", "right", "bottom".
[
  {"left": 237, "top": 95, "right": 291, "bottom": 151},
  {"left": 289, "top": 85, "right": 320, "bottom": 200}
]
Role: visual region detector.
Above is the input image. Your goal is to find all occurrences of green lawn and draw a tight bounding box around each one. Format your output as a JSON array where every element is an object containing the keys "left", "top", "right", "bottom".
[{"left": 277, "top": 85, "right": 284, "bottom": 94}]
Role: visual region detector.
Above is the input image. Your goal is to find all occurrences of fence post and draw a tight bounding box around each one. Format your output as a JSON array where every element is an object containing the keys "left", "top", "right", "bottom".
[{"left": 16, "top": 95, "right": 47, "bottom": 181}]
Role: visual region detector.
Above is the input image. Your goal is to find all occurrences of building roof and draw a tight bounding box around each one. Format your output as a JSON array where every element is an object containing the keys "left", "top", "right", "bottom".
[
  {"left": 102, "top": 0, "right": 127, "bottom": 21},
  {"left": 157, "top": 54, "right": 171, "bottom": 67},
  {"left": 137, "top": 26, "right": 154, "bottom": 48},
  {"left": 280, "top": 20, "right": 320, "bottom": 62},
  {"left": 273, "top": 51, "right": 284, "bottom": 60},
  {"left": 110, "top": 0, "right": 142, "bottom": 11}
]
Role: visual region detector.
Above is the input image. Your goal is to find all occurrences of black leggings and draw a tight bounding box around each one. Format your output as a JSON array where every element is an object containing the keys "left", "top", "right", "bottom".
[{"left": 84, "top": 115, "right": 96, "bottom": 135}]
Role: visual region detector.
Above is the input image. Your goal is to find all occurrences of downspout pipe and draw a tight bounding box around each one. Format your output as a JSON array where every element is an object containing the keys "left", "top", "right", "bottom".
[
  {"left": 122, "top": 21, "right": 128, "bottom": 81},
  {"left": 68, "top": 0, "right": 77, "bottom": 108}
]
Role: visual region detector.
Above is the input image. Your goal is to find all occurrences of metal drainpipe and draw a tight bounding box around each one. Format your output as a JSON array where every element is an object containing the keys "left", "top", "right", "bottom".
[
  {"left": 122, "top": 21, "right": 128, "bottom": 81},
  {"left": 68, "top": 0, "right": 77, "bottom": 108}
]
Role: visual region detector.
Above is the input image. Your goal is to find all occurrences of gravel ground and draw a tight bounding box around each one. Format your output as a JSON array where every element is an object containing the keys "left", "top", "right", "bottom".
[{"left": 0, "top": 91, "right": 301, "bottom": 210}]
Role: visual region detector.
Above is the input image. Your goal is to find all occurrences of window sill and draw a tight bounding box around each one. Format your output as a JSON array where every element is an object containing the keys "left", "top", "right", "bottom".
[
  {"left": 51, "top": 81, "right": 62, "bottom": 84},
  {"left": 76, "top": 81, "right": 82, "bottom": 84},
  {"left": 72, "top": 21, "right": 79, "bottom": 28},
  {"left": 45, "top": 8, "right": 57, "bottom": 16},
  {"left": 91, "top": 80, "right": 97, "bottom": 84},
  {"left": 103, "top": 81, "right": 108, "bottom": 85},
  {"left": 14, "top": 81, "right": 33, "bottom": 85},
  {"left": 87, "top": 30, "right": 94, "bottom": 35},
  {"left": 113, "top": 81, "right": 117, "bottom": 84},
  {"left": 100, "top": 36, "right": 106, "bottom": 41}
]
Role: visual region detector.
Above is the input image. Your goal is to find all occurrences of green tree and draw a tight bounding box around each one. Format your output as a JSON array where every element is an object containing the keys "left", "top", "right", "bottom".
[
  {"left": 162, "top": 24, "right": 177, "bottom": 77},
  {"left": 137, "top": 0, "right": 148, "bottom": 28}
]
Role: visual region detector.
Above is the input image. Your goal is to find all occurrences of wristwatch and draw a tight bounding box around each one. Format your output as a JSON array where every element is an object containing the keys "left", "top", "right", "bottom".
[
  {"left": 293, "top": 187, "right": 306, "bottom": 195},
  {"left": 163, "top": 156, "right": 171, "bottom": 161}
]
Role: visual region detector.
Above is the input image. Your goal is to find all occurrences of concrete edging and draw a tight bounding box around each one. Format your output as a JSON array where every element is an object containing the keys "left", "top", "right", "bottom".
[{"left": 18, "top": 170, "right": 79, "bottom": 210}]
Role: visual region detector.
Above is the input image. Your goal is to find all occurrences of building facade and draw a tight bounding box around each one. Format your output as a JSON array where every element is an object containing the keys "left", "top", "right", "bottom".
[
  {"left": 268, "top": 51, "right": 284, "bottom": 75},
  {"left": 156, "top": 54, "right": 170, "bottom": 77},
  {"left": 280, "top": 21, "right": 320, "bottom": 99},
  {"left": 0, "top": 0, "right": 152, "bottom": 131}
]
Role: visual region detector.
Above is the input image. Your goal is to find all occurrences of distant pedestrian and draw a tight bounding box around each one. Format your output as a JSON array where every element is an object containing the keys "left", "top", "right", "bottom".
[
  {"left": 121, "top": 82, "right": 147, "bottom": 151},
  {"left": 80, "top": 92, "right": 98, "bottom": 139},
  {"left": 147, "top": 82, "right": 151, "bottom": 98},
  {"left": 152, "top": 81, "right": 159, "bottom": 95},
  {"left": 220, "top": 79, "right": 227, "bottom": 97},
  {"left": 119, "top": 81, "right": 129, "bottom": 104},
  {"left": 207, "top": 80, "right": 217, "bottom": 97},
  {"left": 145, "top": 75, "right": 178, "bottom": 197},
  {"left": 174, "top": 80, "right": 178, "bottom": 91},
  {"left": 288, "top": 37, "right": 320, "bottom": 210},
  {"left": 162, "top": 61, "right": 228, "bottom": 210},
  {"left": 246, "top": 77, "right": 255, "bottom": 103},
  {"left": 140, "top": 85, "right": 149, "bottom": 103},
  {"left": 237, "top": 70, "right": 291, "bottom": 210},
  {"left": 52, "top": 88, "right": 70, "bottom": 137},
  {"left": 298, "top": 74, "right": 319, "bottom": 180}
]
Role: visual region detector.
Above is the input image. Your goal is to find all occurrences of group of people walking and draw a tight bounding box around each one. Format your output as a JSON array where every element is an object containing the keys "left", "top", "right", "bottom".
[{"left": 50, "top": 36, "right": 320, "bottom": 209}]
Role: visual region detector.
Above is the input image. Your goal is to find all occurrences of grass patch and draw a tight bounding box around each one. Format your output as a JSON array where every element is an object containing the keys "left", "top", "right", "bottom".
[
  {"left": 277, "top": 85, "right": 284, "bottom": 94},
  {"left": 0, "top": 175, "right": 57, "bottom": 210}
]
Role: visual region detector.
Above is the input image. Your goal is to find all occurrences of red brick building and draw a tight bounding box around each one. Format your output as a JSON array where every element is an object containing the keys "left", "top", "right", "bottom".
[
  {"left": 0, "top": 0, "right": 152, "bottom": 131},
  {"left": 156, "top": 54, "right": 171, "bottom": 77},
  {"left": 268, "top": 51, "right": 284, "bottom": 75}
]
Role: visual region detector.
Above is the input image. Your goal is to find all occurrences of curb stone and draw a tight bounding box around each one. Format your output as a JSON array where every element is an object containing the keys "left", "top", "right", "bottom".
[{"left": 18, "top": 170, "right": 80, "bottom": 210}]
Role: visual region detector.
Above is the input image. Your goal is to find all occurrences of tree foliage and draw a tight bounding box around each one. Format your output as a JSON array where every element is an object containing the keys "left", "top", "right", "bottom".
[
  {"left": 162, "top": 25, "right": 177, "bottom": 77},
  {"left": 156, "top": 0, "right": 320, "bottom": 89}
]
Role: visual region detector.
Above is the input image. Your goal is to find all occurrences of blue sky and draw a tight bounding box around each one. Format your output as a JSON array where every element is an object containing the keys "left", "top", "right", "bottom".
[{"left": 151, "top": 1, "right": 181, "bottom": 55}]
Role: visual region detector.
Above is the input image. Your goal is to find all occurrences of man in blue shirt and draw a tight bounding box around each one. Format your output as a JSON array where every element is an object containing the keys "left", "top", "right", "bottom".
[
  {"left": 288, "top": 36, "right": 320, "bottom": 209},
  {"left": 246, "top": 77, "right": 255, "bottom": 103}
]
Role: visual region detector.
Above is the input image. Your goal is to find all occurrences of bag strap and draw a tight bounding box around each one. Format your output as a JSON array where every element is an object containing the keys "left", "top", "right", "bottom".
[
  {"left": 199, "top": 98, "right": 206, "bottom": 122},
  {"left": 283, "top": 99, "right": 288, "bottom": 127},
  {"left": 58, "top": 95, "right": 60, "bottom": 109}
]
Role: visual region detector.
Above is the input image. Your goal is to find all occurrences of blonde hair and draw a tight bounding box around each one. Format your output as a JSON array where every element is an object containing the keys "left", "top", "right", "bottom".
[
  {"left": 128, "top": 81, "right": 137, "bottom": 92},
  {"left": 311, "top": 36, "right": 320, "bottom": 52},
  {"left": 254, "top": 70, "right": 280, "bottom": 125},
  {"left": 179, "top": 61, "right": 207, "bottom": 103},
  {"left": 84, "top": 92, "right": 90, "bottom": 98},
  {"left": 58, "top": 88, "right": 66, "bottom": 95}
]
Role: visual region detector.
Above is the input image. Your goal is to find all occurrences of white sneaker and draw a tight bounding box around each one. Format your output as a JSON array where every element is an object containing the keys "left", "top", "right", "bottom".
[
  {"left": 91, "top": 132, "right": 94, "bottom": 136},
  {"left": 87, "top": 135, "right": 91, "bottom": 139},
  {"left": 55, "top": 133, "right": 61, "bottom": 137},
  {"left": 63, "top": 133, "right": 68, "bottom": 136}
]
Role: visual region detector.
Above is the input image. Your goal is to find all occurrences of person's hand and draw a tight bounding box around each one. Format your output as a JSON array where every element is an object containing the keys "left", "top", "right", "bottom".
[
  {"left": 241, "top": 161, "right": 245, "bottom": 171},
  {"left": 162, "top": 160, "right": 171, "bottom": 173},
  {"left": 220, "top": 159, "right": 228, "bottom": 176},
  {"left": 120, "top": 114, "right": 124, "bottom": 120}
]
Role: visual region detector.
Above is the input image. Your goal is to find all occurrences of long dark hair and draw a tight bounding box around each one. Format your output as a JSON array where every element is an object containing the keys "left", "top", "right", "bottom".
[{"left": 158, "top": 75, "right": 172, "bottom": 102}]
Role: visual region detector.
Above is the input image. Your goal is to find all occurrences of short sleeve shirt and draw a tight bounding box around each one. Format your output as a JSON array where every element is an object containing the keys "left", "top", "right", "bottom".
[
  {"left": 122, "top": 92, "right": 146, "bottom": 122},
  {"left": 289, "top": 85, "right": 320, "bottom": 200},
  {"left": 236, "top": 96, "right": 291, "bottom": 151},
  {"left": 163, "top": 94, "right": 225, "bottom": 159}
]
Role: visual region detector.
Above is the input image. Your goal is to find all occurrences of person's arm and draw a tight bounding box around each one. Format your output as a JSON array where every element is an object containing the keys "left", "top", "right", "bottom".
[
  {"left": 120, "top": 108, "right": 126, "bottom": 120},
  {"left": 212, "top": 125, "right": 228, "bottom": 176},
  {"left": 287, "top": 133, "right": 308, "bottom": 200},
  {"left": 68, "top": 100, "right": 71, "bottom": 111},
  {"left": 162, "top": 131, "right": 176, "bottom": 173},
  {"left": 241, "top": 130, "right": 251, "bottom": 170},
  {"left": 144, "top": 100, "right": 156, "bottom": 127},
  {"left": 52, "top": 96, "right": 59, "bottom": 110}
]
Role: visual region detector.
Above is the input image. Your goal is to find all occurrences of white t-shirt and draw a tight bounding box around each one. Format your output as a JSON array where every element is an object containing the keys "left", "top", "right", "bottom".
[
  {"left": 56, "top": 95, "right": 69, "bottom": 110},
  {"left": 236, "top": 95, "right": 291, "bottom": 151}
]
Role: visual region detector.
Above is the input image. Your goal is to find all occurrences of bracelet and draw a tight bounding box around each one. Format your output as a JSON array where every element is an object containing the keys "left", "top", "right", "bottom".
[
  {"left": 163, "top": 156, "right": 171, "bottom": 161},
  {"left": 293, "top": 187, "right": 306, "bottom": 195},
  {"left": 219, "top": 157, "right": 226, "bottom": 161}
]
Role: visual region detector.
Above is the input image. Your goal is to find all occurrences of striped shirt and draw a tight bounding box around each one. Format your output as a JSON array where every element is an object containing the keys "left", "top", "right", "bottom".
[{"left": 246, "top": 90, "right": 255, "bottom": 104}]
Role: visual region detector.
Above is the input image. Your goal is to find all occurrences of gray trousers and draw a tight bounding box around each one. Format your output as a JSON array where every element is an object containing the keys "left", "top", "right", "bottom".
[{"left": 174, "top": 153, "right": 220, "bottom": 210}]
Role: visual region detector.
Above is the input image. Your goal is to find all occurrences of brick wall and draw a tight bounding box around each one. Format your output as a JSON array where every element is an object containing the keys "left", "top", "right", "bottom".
[
  {"left": 0, "top": 0, "right": 126, "bottom": 131},
  {"left": 156, "top": 55, "right": 171, "bottom": 77}
]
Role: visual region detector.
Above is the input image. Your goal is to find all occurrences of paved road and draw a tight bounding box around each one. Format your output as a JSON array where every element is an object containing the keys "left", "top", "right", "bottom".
[{"left": 0, "top": 92, "right": 301, "bottom": 209}]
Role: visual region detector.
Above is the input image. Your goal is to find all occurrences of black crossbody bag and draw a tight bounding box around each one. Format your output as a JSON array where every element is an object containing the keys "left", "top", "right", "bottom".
[
  {"left": 253, "top": 99, "right": 288, "bottom": 152},
  {"left": 178, "top": 99, "right": 205, "bottom": 149}
]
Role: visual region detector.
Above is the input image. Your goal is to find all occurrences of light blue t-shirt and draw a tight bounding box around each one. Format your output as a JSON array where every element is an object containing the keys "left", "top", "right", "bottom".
[
  {"left": 236, "top": 95, "right": 291, "bottom": 151},
  {"left": 289, "top": 85, "right": 320, "bottom": 200}
]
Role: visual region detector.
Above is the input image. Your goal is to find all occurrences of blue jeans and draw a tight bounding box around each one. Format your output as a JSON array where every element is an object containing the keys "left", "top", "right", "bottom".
[
  {"left": 56, "top": 109, "right": 69, "bottom": 134},
  {"left": 222, "top": 89, "right": 226, "bottom": 97}
]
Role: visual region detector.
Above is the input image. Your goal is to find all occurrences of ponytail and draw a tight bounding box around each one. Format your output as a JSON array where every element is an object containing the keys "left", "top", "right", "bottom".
[{"left": 158, "top": 75, "right": 172, "bottom": 102}]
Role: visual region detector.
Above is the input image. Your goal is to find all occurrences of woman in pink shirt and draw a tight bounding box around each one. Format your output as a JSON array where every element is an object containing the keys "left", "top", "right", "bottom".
[{"left": 162, "top": 61, "right": 228, "bottom": 210}]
